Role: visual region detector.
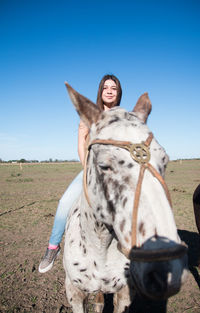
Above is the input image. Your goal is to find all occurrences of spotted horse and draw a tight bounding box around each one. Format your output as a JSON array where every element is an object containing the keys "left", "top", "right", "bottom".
[{"left": 63, "top": 83, "right": 188, "bottom": 313}]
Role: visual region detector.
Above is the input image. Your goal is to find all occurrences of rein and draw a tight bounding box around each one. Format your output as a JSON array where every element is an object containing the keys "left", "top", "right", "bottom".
[{"left": 83, "top": 133, "right": 187, "bottom": 262}]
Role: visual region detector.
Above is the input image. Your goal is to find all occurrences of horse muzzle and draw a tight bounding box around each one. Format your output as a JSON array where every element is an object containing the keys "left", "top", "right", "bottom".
[{"left": 127, "top": 238, "right": 188, "bottom": 300}]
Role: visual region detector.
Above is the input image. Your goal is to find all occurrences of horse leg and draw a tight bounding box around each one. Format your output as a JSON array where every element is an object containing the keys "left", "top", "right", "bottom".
[
  {"left": 113, "top": 285, "right": 131, "bottom": 313},
  {"left": 65, "top": 273, "right": 87, "bottom": 313},
  {"left": 93, "top": 291, "right": 104, "bottom": 313}
]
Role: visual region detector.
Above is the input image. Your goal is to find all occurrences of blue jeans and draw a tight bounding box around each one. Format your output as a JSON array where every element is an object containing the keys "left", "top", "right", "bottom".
[{"left": 49, "top": 170, "right": 83, "bottom": 246}]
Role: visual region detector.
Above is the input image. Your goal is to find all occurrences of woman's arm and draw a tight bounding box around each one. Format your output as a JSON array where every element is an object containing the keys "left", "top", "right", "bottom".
[{"left": 78, "top": 120, "right": 89, "bottom": 166}]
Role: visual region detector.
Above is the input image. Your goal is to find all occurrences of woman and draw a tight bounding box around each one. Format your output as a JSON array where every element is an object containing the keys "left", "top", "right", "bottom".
[{"left": 39, "top": 74, "right": 122, "bottom": 273}]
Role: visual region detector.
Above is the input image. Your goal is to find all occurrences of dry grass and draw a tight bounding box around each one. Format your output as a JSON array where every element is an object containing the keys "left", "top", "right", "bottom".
[{"left": 0, "top": 160, "right": 200, "bottom": 313}]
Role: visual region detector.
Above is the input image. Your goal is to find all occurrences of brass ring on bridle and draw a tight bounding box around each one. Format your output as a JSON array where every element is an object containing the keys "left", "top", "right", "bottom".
[{"left": 129, "top": 143, "right": 150, "bottom": 164}]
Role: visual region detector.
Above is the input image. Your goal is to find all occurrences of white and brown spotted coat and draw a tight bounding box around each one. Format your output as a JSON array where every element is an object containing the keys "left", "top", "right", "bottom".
[{"left": 63, "top": 85, "right": 188, "bottom": 313}]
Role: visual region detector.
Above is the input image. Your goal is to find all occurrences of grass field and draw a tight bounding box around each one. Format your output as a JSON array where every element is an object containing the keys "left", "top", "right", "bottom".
[{"left": 0, "top": 160, "right": 200, "bottom": 313}]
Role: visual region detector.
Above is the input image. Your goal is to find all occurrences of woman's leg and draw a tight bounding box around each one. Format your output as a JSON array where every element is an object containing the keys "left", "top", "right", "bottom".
[
  {"left": 39, "top": 170, "right": 83, "bottom": 273},
  {"left": 49, "top": 170, "right": 83, "bottom": 246},
  {"left": 193, "top": 184, "right": 200, "bottom": 234}
]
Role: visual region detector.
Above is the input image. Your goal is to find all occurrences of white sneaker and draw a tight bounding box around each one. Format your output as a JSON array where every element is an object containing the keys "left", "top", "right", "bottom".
[{"left": 38, "top": 246, "right": 60, "bottom": 273}]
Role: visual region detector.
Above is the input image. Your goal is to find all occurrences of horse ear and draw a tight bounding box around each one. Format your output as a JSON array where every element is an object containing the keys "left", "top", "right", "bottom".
[
  {"left": 132, "top": 92, "right": 152, "bottom": 123},
  {"left": 65, "top": 82, "right": 101, "bottom": 127}
]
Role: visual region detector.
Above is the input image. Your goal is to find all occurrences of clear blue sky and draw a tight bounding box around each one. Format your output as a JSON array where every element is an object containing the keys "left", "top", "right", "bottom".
[{"left": 0, "top": 0, "right": 199, "bottom": 161}]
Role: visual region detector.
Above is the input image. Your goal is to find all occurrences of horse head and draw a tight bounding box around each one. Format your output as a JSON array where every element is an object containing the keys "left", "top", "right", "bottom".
[{"left": 65, "top": 82, "right": 188, "bottom": 300}]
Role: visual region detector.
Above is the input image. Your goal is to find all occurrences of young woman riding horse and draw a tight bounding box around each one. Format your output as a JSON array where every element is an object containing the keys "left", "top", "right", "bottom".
[{"left": 39, "top": 74, "right": 123, "bottom": 273}]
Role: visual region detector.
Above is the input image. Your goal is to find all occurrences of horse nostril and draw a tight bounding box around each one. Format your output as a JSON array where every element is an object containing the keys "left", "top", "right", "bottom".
[{"left": 145, "top": 269, "right": 167, "bottom": 294}]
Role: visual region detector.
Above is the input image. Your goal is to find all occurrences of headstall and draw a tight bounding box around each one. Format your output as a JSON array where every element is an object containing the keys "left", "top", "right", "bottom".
[{"left": 83, "top": 132, "right": 187, "bottom": 262}]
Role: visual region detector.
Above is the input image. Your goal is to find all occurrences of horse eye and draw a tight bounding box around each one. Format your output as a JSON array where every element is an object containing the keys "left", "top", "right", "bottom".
[{"left": 98, "top": 163, "right": 112, "bottom": 171}]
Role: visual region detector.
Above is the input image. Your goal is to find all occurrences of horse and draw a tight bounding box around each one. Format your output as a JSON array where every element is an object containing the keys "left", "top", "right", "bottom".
[{"left": 63, "top": 83, "right": 188, "bottom": 313}]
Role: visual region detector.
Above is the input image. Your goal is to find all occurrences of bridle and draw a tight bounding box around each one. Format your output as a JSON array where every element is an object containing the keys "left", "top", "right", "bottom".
[{"left": 83, "top": 132, "right": 187, "bottom": 262}]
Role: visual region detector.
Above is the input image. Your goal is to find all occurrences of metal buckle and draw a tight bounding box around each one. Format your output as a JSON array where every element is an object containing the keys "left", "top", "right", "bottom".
[{"left": 129, "top": 143, "right": 150, "bottom": 164}]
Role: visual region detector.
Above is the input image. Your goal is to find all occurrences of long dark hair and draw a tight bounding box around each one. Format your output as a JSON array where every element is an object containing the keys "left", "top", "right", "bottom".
[{"left": 96, "top": 74, "right": 122, "bottom": 111}]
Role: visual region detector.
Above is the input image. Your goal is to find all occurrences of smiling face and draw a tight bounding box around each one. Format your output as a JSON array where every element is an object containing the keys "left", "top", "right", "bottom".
[{"left": 102, "top": 79, "right": 118, "bottom": 109}]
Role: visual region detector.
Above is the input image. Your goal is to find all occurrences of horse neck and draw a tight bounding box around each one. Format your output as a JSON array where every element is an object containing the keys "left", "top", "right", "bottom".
[{"left": 79, "top": 192, "right": 113, "bottom": 253}]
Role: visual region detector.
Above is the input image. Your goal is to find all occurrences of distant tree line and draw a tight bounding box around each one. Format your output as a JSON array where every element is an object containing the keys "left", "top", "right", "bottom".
[
  {"left": 0, "top": 158, "right": 199, "bottom": 164},
  {"left": 0, "top": 158, "right": 79, "bottom": 163}
]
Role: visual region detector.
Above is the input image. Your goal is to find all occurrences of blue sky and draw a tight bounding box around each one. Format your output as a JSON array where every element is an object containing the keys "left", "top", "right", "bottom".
[{"left": 0, "top": 0, "right": 199, "bottom": 161}]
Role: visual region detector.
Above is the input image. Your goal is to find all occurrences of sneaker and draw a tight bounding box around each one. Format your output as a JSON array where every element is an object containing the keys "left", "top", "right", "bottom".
[{"left": 38, "top": 246, "right": 60, "bottom": 273}]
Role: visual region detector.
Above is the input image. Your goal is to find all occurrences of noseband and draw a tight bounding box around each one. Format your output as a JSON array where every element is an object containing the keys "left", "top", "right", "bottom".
[{"left": 83, "top": 133, "right": 187, "bottom": 262}]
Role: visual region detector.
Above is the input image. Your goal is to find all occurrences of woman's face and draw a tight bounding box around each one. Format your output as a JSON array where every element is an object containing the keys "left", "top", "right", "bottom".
[{"left": 102, "top": 79, "right": 118, "bottom": 108}]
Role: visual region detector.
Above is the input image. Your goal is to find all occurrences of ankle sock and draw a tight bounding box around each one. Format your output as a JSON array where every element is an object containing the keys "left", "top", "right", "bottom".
[{"left": 48, "top": 244, "right": 59, "bottom": 250}]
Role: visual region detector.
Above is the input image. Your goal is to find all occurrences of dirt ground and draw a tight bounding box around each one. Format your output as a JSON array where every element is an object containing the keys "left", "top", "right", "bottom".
[{"left": 0, "top": 160, "right": 200, "bottom": 313}]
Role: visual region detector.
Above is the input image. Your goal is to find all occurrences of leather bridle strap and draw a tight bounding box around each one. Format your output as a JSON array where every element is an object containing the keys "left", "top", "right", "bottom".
[
  {"left": 83, "top": 148, "right": 92, "bottom": 207},
  {"left": 83, "top": 132, "right": 172, "bottom": 249},
  {"left": 147, "top": 163, "right": 172, "bottom": 207},
  {"left": 83, "top": 135, "right": 152, "bottom": 207},
  {"left": 131, "top": 164, "right": 146, "bottom": 247},
  {"left": 131, "top": 162, "right": 172, "bottom": 247}
]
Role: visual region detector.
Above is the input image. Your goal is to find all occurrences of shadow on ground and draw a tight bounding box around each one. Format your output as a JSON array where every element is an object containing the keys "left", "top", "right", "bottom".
[
  {"left": 103, "top": 294, "right": 167, "bottom": 313},
  {"left": 178, "top": 229, "right": 200, "bottom": 289}
]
